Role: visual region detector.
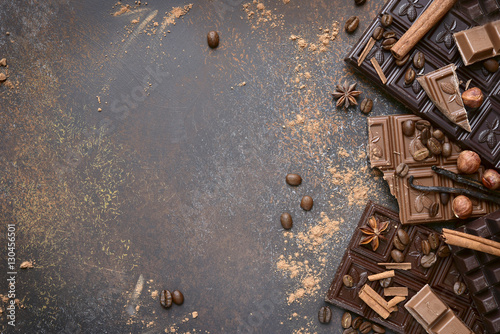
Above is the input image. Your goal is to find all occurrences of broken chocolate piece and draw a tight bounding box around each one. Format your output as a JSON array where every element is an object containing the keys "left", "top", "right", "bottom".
[{"left": 453, "top": 20, "right": 500, "bottom": 66}]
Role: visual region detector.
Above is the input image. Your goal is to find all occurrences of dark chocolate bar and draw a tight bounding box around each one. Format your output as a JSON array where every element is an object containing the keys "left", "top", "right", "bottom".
[
  {"left": 345, "top": 0, "right": 500, "bottom": 169},
  {"left": 325, "top": 201, "right": 485, "bottom": 333},
  {"left": 448, "top": 210, "right": 500, "bottom": 334},
  {"left": 454, "top": 20, "right": 500, "bottom": 65},
  {"left": 458, "top": 0, "right": 500, "bottom": 25}
]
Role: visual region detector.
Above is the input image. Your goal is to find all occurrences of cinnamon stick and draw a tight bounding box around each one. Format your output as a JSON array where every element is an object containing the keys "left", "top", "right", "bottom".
[
  {"left": 358, "top": 37, "right": 376, "bottom": 66},
  {"left": 378, "top": 262, "right": 412, "bottom": 270},
  {"left": 387, "top": 296, "right": 406, "bottom": 308},
  {"left": 370, "top": 58, "right": 387, "bottom": 84},
  {"left": 384, "top": 287, "right": 408, "bottom": 296},
  {"left": 359, "top": 284, "right": 394, "bottom": 319},
  {"left": 391, "top": 0, "right": 458, "bottom": 60},
  {"left": 368, "top": 270, "right": 395, "bottom": 281},
  {"left": 442, "top": 229, "right": 500, "bottom": 257}
]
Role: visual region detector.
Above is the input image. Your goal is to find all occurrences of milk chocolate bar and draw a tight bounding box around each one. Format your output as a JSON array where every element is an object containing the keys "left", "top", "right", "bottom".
[
  {"left": 345, "top": 0, "right": 500, "bottom": 169},
  {"left": 454, "top": 20, "right": 500, "bottom": 65},
  {"left": 405, "top": 284, "right": 473, "bottom": 334},
  {"left": 448, "top": 210, "right": 500, "bottom": 334},
  {"left": 368, "top": 114, "right": 498, "bottom": 224},
  {"left": 325, "top": 201, "right": 485, "bottom": 333}
]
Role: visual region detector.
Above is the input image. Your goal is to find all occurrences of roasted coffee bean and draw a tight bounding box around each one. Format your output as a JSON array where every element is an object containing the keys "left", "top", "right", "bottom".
[
  {"left": 427, "top": 137, "right": 442, "bottom": 155},
  {"left": 382, "top": 37, "right": 397, "bottom": 50},
  {"left": 344, "top": 329, "right": 358, "bottom": 334},
  {"left": 372, "top": 324, "right": 386, "bottom": 333},
  {"left": 483, "top": 59, "right": 499, "bottom": 73},
  {"left": 442, "top": 142, "right": 452, "bottom": 158},
  {"left": 300, "top": 196, "right": 313, "bottom": 211},
  {"left": 432, "top": 129, "right": 444, "bottom": 141},
  {"left": 420, "top": 252, "right": 437, "bottom": 268},
  {"left": 412, "top": 147, "right": 429, "bottom": 161},
  {"left": 318, "top": 306, "right": 332, "bottom": 324},
  {"left": 453, "top": 281, "right": 466, "bottom": 295},
  {"left": 286, "top": 173, "right": 302, "bottom": 186},
  {"left": 360, "top": 321, "right": 372, "bottom": 334},
  {"left": 393, "top": 236, "right": 406, "bottom": 251},
  {"left": 437, "top": 245, "right": 451, "bottom": 257},
  {"left": 379, "top": 277, "right": 392, "bottom": 288},
  {"left": 345, "top": 16, "right": 360, "bottom": 33},
  {"left": 380, "top": 14, "right": 393, "bottom": 27},
  {"left": 413, "top": 51, "right": 425, "bottom": 69},
  {"left": 440, "top": 192, "right": 450, "bottom": 205},
  {"left": 373, "top": 26, "right": 384, "bottom": 40},
  {"left": 428, "top": 202, "right": 439, "bottom": 217},
  {"left": 341, "top": 312, "right": 352, "bottom": 328},
  {"left": 397, "top": 229, "right": 409, "bottom": 245},
  {"left": 160, "top": 290, "right": 173, "bottom": 308},
  {"left": 382, "top": 31, "right": 396, "bottom": 39},
  {"left": 207, "top": 31, "right": 220, "bottom": 48},
  {"left": 402, "top": 120, "right": 415, "bottom": 137},
  {"left": 360, "top": 98, "right": 373, "bottom": 114},
  {"left": 391, "top": 249, "right": 404, "bottom": 263},
  {"left": 415, "top": 120, "right": 431, "bottom": 130},
  {"left": 355, "top": 0, "right": 366, "bottom": 6},
  {"left": 420, "top": 127, "right": 430, "bottom": 145},
  {"left": 421, "top": 240, "right": 431, "bottom": 255},
  {"left": 280, "top": 213, "right": 293, "bottom": 230},
  {"left": 343, "top": 274, "right": 354, "bottom": 288},
  {"left": 352, "top": 316, "right": 364, "bottom": 329},
  {"left": 404, "top": 67, "right": 416, "bottom": 85},
  {"left": 428, "top": 232, "right": 439, "bottom": 250},
  {"left": 396, "top": 163, "right": 409, "bottom": 177},
  {"left": 395, "top": 53, "right": 410, "bottom": 66},
  {"left": 172, "top": 290, "right": 184, "bottom": 305}
]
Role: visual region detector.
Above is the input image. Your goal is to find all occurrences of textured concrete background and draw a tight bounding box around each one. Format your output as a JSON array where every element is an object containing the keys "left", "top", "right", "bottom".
[{"left": 0, "top": 0, "right": 415, "bottom": 333}]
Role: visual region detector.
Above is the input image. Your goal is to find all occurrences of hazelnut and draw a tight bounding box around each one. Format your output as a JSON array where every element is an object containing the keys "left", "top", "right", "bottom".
[
  {"left": 457, "top": 150, "right": 481, "bottom": 174},
  {"left": 461, "top": 87, "right": 484, "bottom": 109},
  {"left": 452, "top": 195, "right": 473, "bottom": 219},
  {"left": 482, "top": 169, "right": 500, "bottom": 190}
]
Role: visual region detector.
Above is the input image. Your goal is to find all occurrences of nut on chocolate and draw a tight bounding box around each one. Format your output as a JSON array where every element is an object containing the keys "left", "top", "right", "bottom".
[{"left": 461, "top": 87, "right": 484, "bottom": 109}]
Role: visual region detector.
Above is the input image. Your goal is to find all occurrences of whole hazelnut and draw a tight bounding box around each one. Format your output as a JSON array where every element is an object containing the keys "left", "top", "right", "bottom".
[
  {"left": 461, "top": 87, "right": 484, "bottom": 109},
  {"left": 482, "top": 169, "right": 500, "bottom": 190},
  {"left": 452, "top": 195, "right": 473, "bottom": 219},
  {"left": 457, "top": 150, "right": 481, "bottom": 174}
]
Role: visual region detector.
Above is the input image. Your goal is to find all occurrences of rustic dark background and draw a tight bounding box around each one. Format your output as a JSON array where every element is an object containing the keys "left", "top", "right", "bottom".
[{"left": 0, "top": 0, "right": 411, "bottom": 333}]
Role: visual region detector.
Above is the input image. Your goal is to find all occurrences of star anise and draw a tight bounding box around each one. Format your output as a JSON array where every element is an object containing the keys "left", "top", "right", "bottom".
[
  {"left": 332, "top": 81, "right": 362, "bottom": 109},
  {"left": 359, "top": 216, "right": 389, "bottom": 251}
]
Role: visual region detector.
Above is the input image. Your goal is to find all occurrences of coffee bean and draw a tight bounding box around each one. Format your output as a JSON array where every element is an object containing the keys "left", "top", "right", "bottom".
[
  {"left": 160, "top": 290, "right": 172, "bottom": 308},
  {"left": 420, "top": 127, "right": 430, "bottom": 145},
  {"left": 380, "top": 14, "right": 393, "bottom": 27},
  {"left": 428, "top": 232, "right": 439, "bottom": 250},
  {"left": 437, "top": 245, "right": 450, "bottom": 257},
  {"left": 345, "top": 16, "right": 360, "bottom": 33},
  {"left": 396, "top": 163, "right": 409, "bottom": 177},
  {"left": 318, "top": 306, "right": 332, "bottom": 324},
  {"left": 397, "top": 229, "right": 409, "bottom": 245},
  {"left": 360, "top": 98, "right": 373, "bottom": 114},
  {"left": 440, "top": 192, "right": 450, "bottom": 205},
  {"left": 415, "top": 120, "right": 431, "bottom": 130},
  {"left": 373, "top": 27, "right": 384, "bottom": 40},
  {"left": 396, "top": 53, "right": 410, "bottom": 66},
  {"left": 404, "top": 67, "right": 416, "bottom": 85},
  {"left": 300, "top": 196, "right": 313, "bottom": 211},
  {"left": 382, "top": 37, "right": 397, "bottom": 50},
  {"left": 172, "top": 290, "right": 184, "bottom": 305},
  {"left": 391, "top": 249, "right": 404, "bottom": 263},
  {"left": 432, "top": 129, "right": 444, "bottom": 140},
  {"left": 343, "top": 274, "right": 354, "bottom": 288},
  {"left": 207, "top": 31, "right": 220, "bottom": 48},
  {"left": 393, "top": 236, "right": 406, "bottom": 251},
  {"left": 379, "top": 277, "right": 392, "bottom": 288},
  {"left": 360, "top": 321, "right": 372, "bottom": 334},
  {"left": 355, "top": 0, "right": 366, "bottom": 5},
  {"left": 341, "top": 312, "right": 352, "bottom": 328},
  {"left": 413, "top": 51, "right": 425, "bottom": 69},
  {"left": 453, "top": 281, "right": 466, "bottom": 295},
  {"left": 483, "top": 59, "right": 499, "bottom": 73},
  {"left": 280, "top": 213, "right": 293, "bottom": 230},
  {"left": 344, "top": 329, "right": 358, "bottom": 334},
  {"left": 352, "top": 316, "right": 364, "bottom": 329},
  {"left": 372, "top": 324, "right": 386, "bottom": 333},
  {"left": 402, "top": 120, "right": 415, "bottom": 137},
  {"left": 421, "top": 240, "right": 431, "bottom": 255},
  {"left": 382, "top": 31, "right": 396, "bottom": 39},
  {"left": 286, "top": 173, "right": 302, "bottom": 186},
  {"left": 427, "top": 137, "right": 442, "bottom": 155},
  {"left": 420, "top": 252, "right": 437, "bottom": 268},
  {"left": 428, "top": 202, "right": 439, "bottom": 217},
  {"left": 442, "top": 142, "right": 452, "bottom": 158},
  {"left": 412, "top": 147, "right": 429, "bottom": 161}
]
